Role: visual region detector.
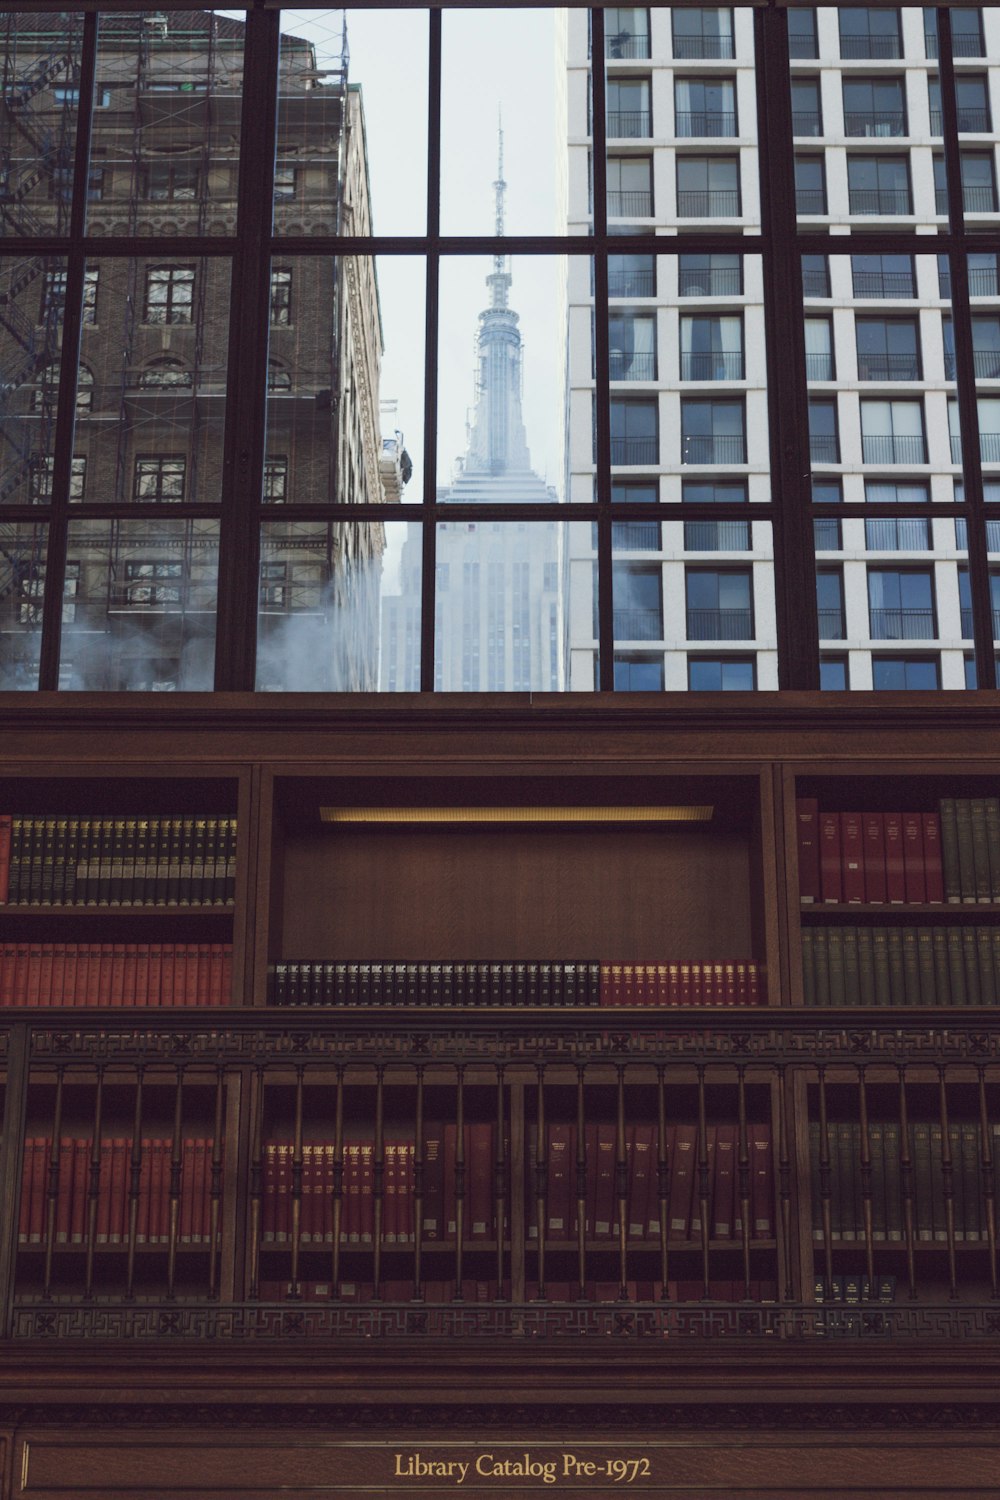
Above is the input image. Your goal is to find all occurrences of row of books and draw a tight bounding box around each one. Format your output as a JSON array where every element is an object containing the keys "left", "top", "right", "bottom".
[
  {"left": 19, "top": 1138, "right": 218, "bottom": 1247},
  {"left": 808, "top": 1121, "right": 1000, "bottom": 1243},
  {"left": 268, "top": 960, "right": 766, "bottom": 1009},
  {"left": 0, "top": 943, "right": 233, "bottom": 1007},
  {"left": 255, "top": 1279, "right": 779, "bottom": 1304},
  {"left": 801, "top": 925, "right": 1000, "bottom": 1007},
  {"left": 526, "top": 1123, "right": 774, "bottom": 1244},
  {"left": 814, "top": 1276, "right": 898, "bottom": 1305},
  {"left": 797, "top": 803, "right": 944, "bottom": 904},
  {"left": 0, "top": 815, "right": 237, "bottom": 906}
]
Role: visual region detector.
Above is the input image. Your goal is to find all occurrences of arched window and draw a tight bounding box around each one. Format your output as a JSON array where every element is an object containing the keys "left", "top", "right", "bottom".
[
  {"left": 267, "top": 360, "right": 291, "bottom": 391},
  {"left": 140, "top": 358, "right": 192, "bottom": 389}
]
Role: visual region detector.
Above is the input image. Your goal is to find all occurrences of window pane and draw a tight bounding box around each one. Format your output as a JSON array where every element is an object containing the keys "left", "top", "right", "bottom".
[
  {"left": 0, "top": 523, "right": 47, "bottom": 688},
  {"left": 0, "top": 14, "right": 83, "bottom": 237},
  {"left": 0, "top": 257, "right": 69, "bottom": 506}
]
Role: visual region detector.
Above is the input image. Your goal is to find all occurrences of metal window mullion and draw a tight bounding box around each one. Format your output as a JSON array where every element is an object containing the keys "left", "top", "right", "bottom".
[
  {"left": 213, "top": 8, "right": 279, "bottom": 690},
  {"left": 590, "top": 7, "right": 614, "bottom": 691},
  {"left": 938, "top": 7, "right": 996, "bottom": 687},
  {"left": 420, "top": 9, "right": 442, "bottom": 692},
  {"left": 37, "top": 12, "right": 99, "bottom": 690},
  {"left": 755, "top": 5, "right": 819, "bottom": 690}
]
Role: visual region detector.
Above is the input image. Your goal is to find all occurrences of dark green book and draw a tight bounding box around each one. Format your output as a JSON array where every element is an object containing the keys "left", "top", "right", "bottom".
[
  {"left": 915, "top": 927, "right": 935, "bottom": 1005},
  {"left": 901, "top": 926, "right": 921, "bottom": 1005},
  {"left": 947, "top": 926, "right": 967, "bottom": 1005},
  {"left": 971, "top": 799, "right": 992, "bottom": 903},
  {"left": 814, "top": 928, "right": 830, "bottom": 1007},
  {"left": 191, "top": 817, "right": 207, "bottom": 905},
  {"left": 838, "top": 1122, "right": 857, "bottom": 1239},
  {"left": 993, "top": 930, "right": 1000, "bottom": 1005},
  {"left": 883, "top": 1121, "right": 903, "bottom": 1242},
  {"left": 28, "top": 816, "right": 45, "bottom": 904},
  {"left": 887, "top": 927, "right": 906, "bottom": 1006},
  {"left": 911, "top": 1122, "right": 934, "bottom": 1242},
  {"left": 933, "top": 927, "right": 951, "bottom": 1007},
  {"left": 978, "top": 926, "right": 998, "bottom": 1004},
  {"left": 857, "top": 926, "right": 876, "bottom": 1007},
  {"left": 108, "top": 818, "right": 126, "bottom": 906},
  {"left": 948, "top": 1123, "right": 964, "bottom": 1242},
  {"left": 39, "top": 817, "right": 56, "bottom": 907},
  {"left": 62, "top": 817, "right": 79, "bottom": 905},
  {"left": 963, "top": 925, "right": 982, "bottom": 1005},
  {"left": 940, "top": 798, "right": 961, "bottom": 902},
  {"left": 986, "top": 798, "right": 1000, "bottom": 900},
  {"left": 842, "top": 925, "right": 860, "bottom": 1004},
  {"left": 929, "top": 1124, "right": 948, "bottom": 1243},
  {"left": 962, "top": 1123, "right": 983, "bottom": 1242},
  {"left": 827, "top": 927, "right": 845, "bottom": 1006},
  {"left": 869, "top": 1121, "right": 887, "bottom": 1241},
  {"left": 7, "top": 817, "right": 23, "bottom": 903},
  {"left": 956, "top": 799, "right": 977, "bottom": 902},
  {"left": 809, "top": 1121, "right": 823, "bottom": 1242}
]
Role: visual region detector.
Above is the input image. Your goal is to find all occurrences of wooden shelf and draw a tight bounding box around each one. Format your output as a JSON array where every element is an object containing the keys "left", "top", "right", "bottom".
[
  {"left": 0, "top": 904, "right": 234, "bottom": 918},
  {"left": 801, "top": 902, "right": 1000, "bottom": 916}
]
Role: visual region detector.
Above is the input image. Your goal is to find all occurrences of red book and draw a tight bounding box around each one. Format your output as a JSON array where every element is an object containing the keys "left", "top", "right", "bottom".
[
  {"left": 923, "top": 812, "right": 944, "bottom": 903},
  {"left": 18, "top": 1139, "right": 31, "bottom": 1243},
  {"left": 0, "top": 814, "right": 11, "bottom": 903},
  {"left": 161, "top": 945, "right": 175, "bottom": 1008},
  {"left": 902, "top": 814, "right": 926, "bottom": 903},
  {"left": 712, "top": 1123, "right": 737, "bottom": 1240},
  {"left": 179, "top": 1138, "right": 196, "bottom": 1243},
  {"left": 31, "top": 1137, "right": 50, "bottom": 1244},
  {"left": 467, "top": 1122, "right": 493, "bottom": 1242},
  {"left": 261, "top": 1143, "right": 276, "bottom": 1243},
  {"left": 668, "top": 1124, "right": 697, "bottom": 1242},
  {"left": 38, "top": 944, "right": 54, "bottom": 1006},
  {"left": 146, "top": 1139, "right": 162, "bottom": 1245},
  {"left": 841, "top": 813, "right": 865, "bottom": 903},
  {"left": 13, "top": 942, "right": 29, "bottom": 1006},
  {"left": 55, "top": 1138, "right": 74, "bottom": 1244},
  {"left": 26, "top": 944, "right": 42, "bottom": 1007},
  {"left": 192, "top": 1138, "right": 208, "bottom": 1241},
  {"left": 645, "top": 1127, "right": 665, "bottom": 1239},
  {"left": 148, "top": 944, "right": 163, "bottom": 1006},
  {"left": 110, "top": 943, "right": 126, "bottom": 1006},
  {"left": 69, "top": 945, "right": 83, "bottom": 1006},
  {"left": 0, "top": 945, "right": 14, "bottom": 1005},
  {"left": 185, "top": 944, "right": 199, "bottom": 1006},
  {"left": 884, "top": 813, "right": 906, "bottom": 903},
  {"left": 546, "top": 1122, "right": 573, "bottom": 1239},
  {"left": 208, "top": 944, "right": 223, "bottom": 1006},
  {"left": 96, "top": 1139, "right": 113, "bottom": 1244},
  {"left": 593, "top": 1122, "right": 617, "bottom": 1240},
  {"left": 221, "top": 946, "right": 233, "bottom": 1005},
  {"left": 796, "top": 798, "right": 821, "bottom": 902},
  {"left": 342, "top": 1142, "right": 357, "bottom": 1244},
  {"left": 136, "top": 1138, "right": 152, "bottom": 1244},
  {"left": 421, "top": 1123, "right": 443, "bottom": 1242},
  {"left": 750, "top": 1123, "right": 774, "bottom": 1239},
  {"left": 197, "top": 945, "right": 212, "bottom": 1007},
  {"left": 134, "top": 944, "right": 150, "bottom": 1006},
  {"left": 51, "top": 943, "right": 67, "bottom": 1006},
  {"left": 689, "top": 964, "right": 703, "bottom": 1004},
  {"left": 862, "top": 813, "right": 887, "bottom": 903},
  {"left": 358, "top": 1141, "right": 374, "bottom": 1244},
  {"left": 122, "top": 944, "right": 138, "bottom": 1006},
  {"left": 820, "top": 813, "right": 842, "bottom": 903},
  {"left": 629, "top": 1123, "right": 654, "bottom": 1240},
  {"left": 109, "top": 1138, "right": 128, "bottom": 1244},
  {"left": 88, "top": 944, "right": 105, "bottom": 1005},
  {"left": 700, "top": 963, "right": 715, "bottom": 1005},
  {"left": 748, "top": 963, "right": 762, "bottom": 1007},
  {"left": 71, "top": 1138, "right": 89, "bottom": 1244},
  {"left": 397, "top": 1140, "right": 414, "bottom": 1244}
]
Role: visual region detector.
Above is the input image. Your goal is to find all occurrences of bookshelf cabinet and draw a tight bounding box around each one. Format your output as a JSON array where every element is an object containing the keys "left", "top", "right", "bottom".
[{"left": 3, "top": 696, "right": 1000, "bottom": 1492}]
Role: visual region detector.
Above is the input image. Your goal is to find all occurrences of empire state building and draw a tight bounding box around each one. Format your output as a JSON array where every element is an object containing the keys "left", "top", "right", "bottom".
[{"left": 380, "top": 133, "right": 562, "bottom": 692}]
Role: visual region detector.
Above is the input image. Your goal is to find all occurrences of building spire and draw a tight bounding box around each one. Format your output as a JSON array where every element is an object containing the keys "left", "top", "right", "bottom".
[{"left": 487, "top": 107, "right": 511, "bottom": 312}]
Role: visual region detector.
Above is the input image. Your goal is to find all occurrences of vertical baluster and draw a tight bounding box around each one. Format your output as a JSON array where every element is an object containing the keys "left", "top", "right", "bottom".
[
  {"left": 736, "top": 1066, "right": 751, "bottom": 1299},
  {"left": 656, "top": 1064, "right": 670, "bottom": 1300},
  {"left": 979, "top": 1066, "right": 998, "bottom": 1299},
  {"left": 496, "top": 1064, "right": 507, "bottom": 1301},
  {"left": 83, "top": 1066, "right": 104, "bottom": 1302},
  {"left": 533, "top": 1064, "right": 545, "bottom": 1301},
  {"left": 208, "top": 1066, "right": 224, "bottom": 1301},
  {"left": 938, "top": 1066, "right": 958, "bottom": 1301},
  {"left": 696, "top": 1066, "right": 710, "bottom": 1299},
  {"left": 248, "top": 1065, "right": 264, "bottom": 1301},
  {"left": 165, "top": 1066, "right": 182, "bottom": 1302},
  {"left": 373, "top": 1063, "right": 385, "bottom": 1299},
  {"left": 42, "top": 1066, "right": 65, "bottom": 1301},
  {"left": 574, "top": 1065, "right": 586, "bottom": 1300},
  {"left": 412, "top": 1065, "right": 424, "bottom": 1302},
  {"left": 124, "top": 1066, "right": 146, "bottom": 1302},
  {"left": 615, "top": 1064, "right": 628, "bottom": 1301},
  {"left": 857, "top": 1066, "right": 875, "bottom": 1294},
  {"left": 776, "top": 1065, "right": 793, "bottom": 1302},
  {"left": 816, "top": 1066, "right": 834, "bottom": 1299},
  {"left": 454, "top": 1064, "right": 466, "bottom": 1298},
  {"left": 897, "top": 1066, "right": 917, "bottom": 1301},
  {"left": 288, "top": 1064, "right": 304, "bottom": 1300}
]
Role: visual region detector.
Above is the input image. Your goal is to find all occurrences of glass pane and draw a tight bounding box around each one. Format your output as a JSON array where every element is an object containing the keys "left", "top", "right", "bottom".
[
  {"left": 78, "top": 259, "right": 231, "bottom": 505},
  {"left": 443, "top": 10, "right": 560, "bottom": 235},
  {"left": 89, "top": 11, "right": 243, "bottom": 236},
  {"left": 257, "top": 519, "right": 414, "bottom": 691},
  {"left": 0, "top": 255, "right": 68, "bottom": 507},
  {"left": 0, "top": 522, "right": 47, "bottom": 688},
  {"left": 60, "top": 519, "right": 219, "bottom": 690},
  {"left": 440, "top": 256, "right": 569, "bottom": 502},
  {"left": 433, "top": 521, "right": 566, "bottom": 691},
  {"left": 0, "top": 13, "right": 83, "bottom": 237}
]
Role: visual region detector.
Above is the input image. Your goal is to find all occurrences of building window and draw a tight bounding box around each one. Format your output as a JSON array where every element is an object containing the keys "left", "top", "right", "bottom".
[
  {"left": 681, "top": 399, "right": 746, "bottom": 465},
  {"left": 676, "top": 156, "right": 740, "bottom": 217},
  {"left": 868, "top": 568, "right": 936, "bottom": 640},
  {"left": 801, "top": 254, "right": 830, "bottom": 298},
  {"left": 30, "top": 456, "right": 85, "bottom": 503},
  {"left": 40, "top": 268, "right": 98, "bottom": 324},
  {"left": 144, "top": 162, "right": 199, "bottom": 200},
  {"left": 269, "top": 269, "right": 292, "bottom": 325},
  {"left": 856, "top": 317, "right": 921, "bottom": 380},
  {"left": 792, "top": 78, "right": 822, "bottom": 137},
  {"left": 795, "top": 155, "right": 827, "bottom": 215},
  {"left": 847, "top": 155, "right": 912, "bottom": 215},
  {"left": 612, "top": 562, "right": 663, "bottom": 640},
  {"left": 605, "top": 314, "right": 657, "bottom": 381},
  {"left": 820, "top": 656, "right": 849, "bottom": 689},
  {"left": 607, "top": 252, "right": 655, "bottom": 298},
  {"left": 935, "top": 152, "right": 999, "bottom": 214},
  {"left": 842, "top": 76, "right": 907, "bottom": 137},
  {"left": 674, "top": 77, "right": 736, "bottom": 138},
  {"left": 928, "top": 74, "right": 991, "bottom": 135},
  {"left": 608, "top": 399, "right": 658, "bottom": 466},
  {"left": 267, "top": 361, "right": 292, "bottom": 392},
  {"left": 263, "top": 457, "right": 289, "bottom": 503},
  {"left": 925, "top": 6, "right": 984, "bottom": 58},
  {"left": 606, "top": 77, "right": 651, "bottom": 138},
  {"left": 680, "top": 315, "right": 744, "bottom": 380},
  {"left": 808, "top": 399, "right": 840, "bottom": 464},
  {"left": 942, "top": 315, "right": 1000, "bottom": 379},
  {"left": 672, "top": 7, "right": 734, "bottom": 60},
  {"left": 30, "top": 364, "right": 93, "bottom": 414},
  {"left": 686, "top": 568, "right": 753, "bottom": 641},
  {"left": 688, "top": 656, "right": 756, "bottom": 690},
  {"left": 140, "top": 358, "right": 191, "bottom": 388},
  {"left": 804, "top": 318, "right": 834, "bottom": 381},
  {"left": 678, "top": 253, "right": 742, "bottom": 297},
  {"left": 683, "top": 479, "right": 750, "bottom": 553},
  {"left": 133, "top": 457, "right": 186, "bottom": 503},
  {"left": 273, "top": 164, "right": 297, "bottom": 199},
  {"left": 603, "top": 7, "right": 650, "bottom": 60},
  {"left": 787, "top": 7, "right": 818, "bottom": 59},
  {"left": 864, "top": 480, "right": 930, "bottom": 551},
  {"left": 861, "top": 400, "right": 926, "bottom": 464},
  {"left": 872, "top": 656, "right": 940, "bottom": 689},
  {"left": 817, "top": 568, "right": 845, "bottom": 640},
  {"left": 851, "top": 253, "right": 915, "bottom": 299},
  {"left": 144, "top": 265, "right": 195, "bottom": 324},
  {"left": 813, "top": 479, "right": 842, "bottom": 551},
  {"left": 606, "top": 156, "right": 652, "bottom": 218},
  {"left": 839, "top": 7, "right": 902, "bottom": 60},
  {"left": 613, "top": 653, "right": 663, "bottom": 690},
  {"left": 117, "top": 559, "right": 184, "bottom": 611}
]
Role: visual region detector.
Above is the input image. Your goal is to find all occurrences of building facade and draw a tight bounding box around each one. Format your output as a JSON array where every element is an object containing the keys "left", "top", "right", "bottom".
[{"left": 562, "top": 3, "right": 1000, "bottom": 691}]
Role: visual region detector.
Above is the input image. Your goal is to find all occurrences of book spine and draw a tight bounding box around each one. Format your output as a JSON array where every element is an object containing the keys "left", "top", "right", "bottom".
[
  {"left": 0, "top": 813, "right": 11, "bottom": 904},
  {"left": 862, "top": 812, "right": 886, "bottom": 903},
  {"left": 939, "top": 799, "right": 961, "bottom": 902},
  {"left": 971, "top": 799, "right": 992, "bottom": 903},
  {"left": 987, "top": 799, "right": 1000, "bottom": 901},
  {"left": 923, "top": 813, "right": 944, "bottom": 904},
  {"left": 820, "top": 813, "right": 842, "bottom": 903},
  {"left": 902, "top": 814, "right": 926, "bottom": 903},
  {"left": 857, "top": 926, "right": 876, "bottom": 1007},
  {"left": 796, "top": 798, "right": 820, "bottom": 901},
  {"left": 884, "top": 814, "right": 905, "bottom": 903},
  {"left": 956, "top": 799, "right": 977, "bottom": 903},
  {"left": 841, "top": 813, "right": 865, "bottom": 904}
]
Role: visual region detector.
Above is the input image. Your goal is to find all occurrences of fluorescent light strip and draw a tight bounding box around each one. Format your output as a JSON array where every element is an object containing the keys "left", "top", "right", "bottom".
[{"left": 320, "top": 805, "right": 714, "bottom": 825}]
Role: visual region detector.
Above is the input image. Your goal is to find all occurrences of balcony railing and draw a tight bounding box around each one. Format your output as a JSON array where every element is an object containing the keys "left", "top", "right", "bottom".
[
  {"left": 805, "top": 352, "right": 834, "bottom": 380},
  {"left": 801, "top": 268, "right": 830, "bottom": 297},
  {"left": 792, "top": 112, "right": 822, "bottom": 137},
  {"left": 609, "top": 351, "right": 657, "bottom": 381},
  {"left": 938, "top": 186, "right": 1000, "bottom": 215},
  {"left": 677, "top": 189, "right": 741, "bottom": 217},
  {"left": 686, "top": 607, "right": 754, "bottom": 640},
  {"left": 856, "top": 352, "right": 921, "bottom": 381},
  {"left": 843, "top": 111, "right": 907, "bottom": 138},
  {"left": 869, "top": 607, "right": 936, "bottom": 640},
  {"left": 672, "top": 34, "right": 735, "bottom": 59},
  {"left": 848, "top": 187, "right": 912, "bottom": 216},
  {"left": 817, "top": 608, "right": 846, "bottom": 639},
  {"left": 953, "top": 433, "right": 1000, "bottom": 464},
  {"left": 943, "top": 349, "right": 1000, "bottom": 380},
  {"left": 683, "top": 519, "right": 751, "bottom": 551},
  {"left": 930, "top": 109, "right": 991, "bottom": 135},
  {"left": 679, "top": 266, "right": 742, "bottom": 296},
  {"left": 613, "top": 606, "right": 663, "bottom": 640},
  {"left": 865, "top": 518, "right": 930, "bottom": 551},
  {"left": 681, "top": 433, "right": 747, "bottom": 464},
  {"left": 852, "top": 270, "right": 915, "bottom": 299},
  {"left": 610, "top": 436, "right": 659, "bottom": 465},
  {"left": 839, "top": 33, "right": 902, "bottom": 58},
  {"left": 607, "top": 109, "right": 652, "bottom": 138},
  {"left": 925, "top": 28, "right": 984, "bottom": 57},
  {"left": 788, "top": 35, "right": 818, "bottom": 59},
  {"left": 606, "top": 32, "right": 650, "bottom": 58},
  {"left": 939, "top": 266, "right": 1000, "bottom": 298},
  {"left": 611, "top": 520, "right": 661, "bottom": 550},
  {"left": 609, "top": 269, "right": 656, "bottom": 297},
  {"left": 795, "top": 189, "right": 827, "bottom": 215},
  {"left": 861, "top": 433, "right": 927, "bottom": 464},
  {"left": 958, "top": 606, "right": 1000, "bottom": 640},
  {"left": 607, "top": 189, "right": 653, "bottom": 217},
  {"left": 813, "top": 517, "right": 842, "bottom": 550},
  {"left": 675, "top": 111, "right": 736, "bottom": 138},
  {"left": 680, "top": 350, "right": 745, "bottom": 380},
  {"left": 809, "top": 435, "right": 840, "bottom": 463}
]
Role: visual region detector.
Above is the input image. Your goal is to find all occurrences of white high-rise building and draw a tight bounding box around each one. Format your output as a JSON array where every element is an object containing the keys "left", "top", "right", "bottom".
[{"left": 562, "top": 4, "right": 1000, "bottom": 691}]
